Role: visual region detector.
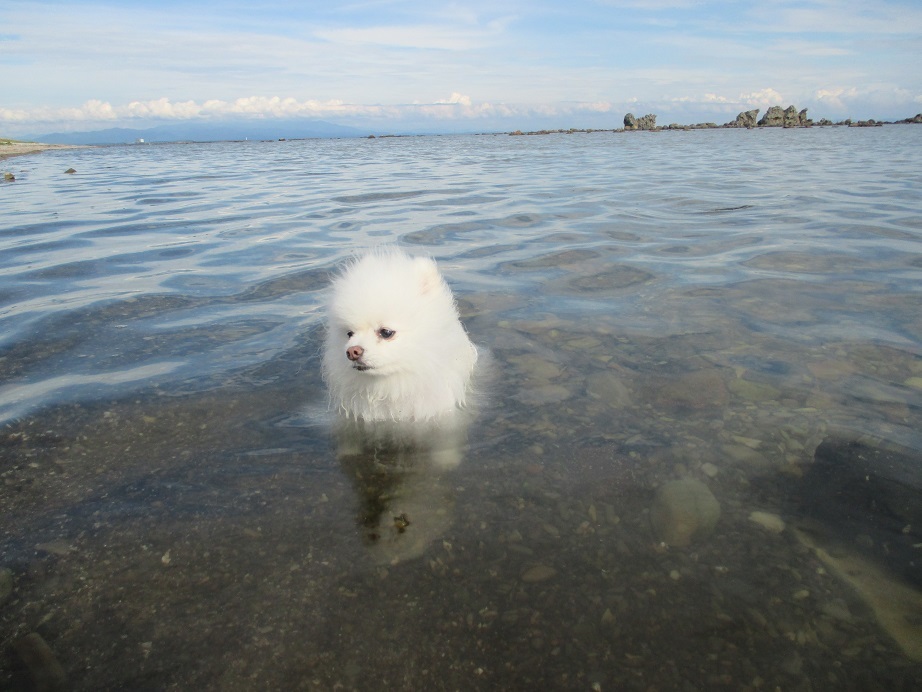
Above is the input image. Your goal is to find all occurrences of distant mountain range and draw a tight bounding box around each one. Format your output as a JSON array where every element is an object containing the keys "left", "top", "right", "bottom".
[{"left": 28, "top": 119, "right": 370, "bottom": 145}]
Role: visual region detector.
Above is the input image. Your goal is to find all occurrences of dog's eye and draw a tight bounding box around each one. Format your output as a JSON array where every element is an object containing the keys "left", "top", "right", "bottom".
[
  {"left": 377, "top": 328, "right": 396, "bottom": 340},
  {"left": 346, "top": 331, "right": 354, "bottom": 338}
]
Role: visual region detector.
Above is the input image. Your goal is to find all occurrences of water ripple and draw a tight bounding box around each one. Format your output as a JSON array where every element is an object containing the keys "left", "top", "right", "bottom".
[{"left": 2, "top": 129, "right": 920, "bottom": 431}]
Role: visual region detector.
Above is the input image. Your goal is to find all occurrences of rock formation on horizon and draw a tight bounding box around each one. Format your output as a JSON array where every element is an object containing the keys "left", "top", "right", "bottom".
[
  {"left": 757, "top": 105, "right": 810, "bottom": 127},
  {"left": 624, "top": 113, "right": 657, "bottom": 131},
  {"left": 727, "top": 109, "right": 760, "bottom": 128}
]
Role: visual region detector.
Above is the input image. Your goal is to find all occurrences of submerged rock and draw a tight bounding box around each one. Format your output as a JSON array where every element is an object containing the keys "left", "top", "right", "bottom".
[
  {"left": 727, "top": 378, "right": 780, "bottom": 402},
  {"left": 650, "top": 479, "right": 721, "bottom": 547},
  {"left": 11, "top": 633, "right": 67, "bottom": 691},
  {"left": 587, "top": 372, "right": 632, "bottom": 408},
  {"left": 799, "top": 437, "right": 922, "bottom": 587},
  {"left": 0, "top": 567, "right": 12, "bottom": 603},
  {"left": 651, "top": 370, "right": 728, "bottom": 411}
]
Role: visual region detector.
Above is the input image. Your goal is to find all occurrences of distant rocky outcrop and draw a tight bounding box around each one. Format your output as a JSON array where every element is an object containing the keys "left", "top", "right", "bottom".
[
  {"left": 624, "top": 113, "right": 657, "bottom": 131},
  {"left": 757, "top": 106, "right": 784, "bottom": 127},
  {"left": 726, "top": 109, "right": 760, "bottom": 128},
  {"left": 756, "top": 105, "right": 810, "bottom": 127},
  {"left": 506, "top": 109, "right": 920, "bottom": 137}
]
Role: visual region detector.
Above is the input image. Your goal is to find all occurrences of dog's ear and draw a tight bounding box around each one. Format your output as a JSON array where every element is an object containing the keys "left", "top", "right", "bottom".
[{"left": 414, "top": 257, "right": 442, "bottom": 295}]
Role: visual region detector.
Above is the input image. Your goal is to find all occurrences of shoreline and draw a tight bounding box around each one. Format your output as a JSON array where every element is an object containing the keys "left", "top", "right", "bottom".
[
  {"left": 3, "top": 108, "right": 920, "bottom": 156},
  {"left": 0, "top": 142, "right": 88, "bottom": 161}
]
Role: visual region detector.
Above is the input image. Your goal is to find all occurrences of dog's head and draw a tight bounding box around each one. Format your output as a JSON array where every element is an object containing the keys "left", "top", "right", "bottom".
[{"left": 324, "top": 251, "right": 457, "bottom": 378}]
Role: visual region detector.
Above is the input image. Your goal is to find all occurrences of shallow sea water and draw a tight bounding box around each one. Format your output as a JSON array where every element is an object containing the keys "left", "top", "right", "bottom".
[{"left": 2, "top": 127, "right": 921, "bottom": 689}]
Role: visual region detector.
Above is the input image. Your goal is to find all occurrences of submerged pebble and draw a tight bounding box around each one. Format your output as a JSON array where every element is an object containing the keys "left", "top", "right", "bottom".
[
  {"left": 653, "top": 370, "right": 728, "bottom": 410},
  {"left": 521, "top": 565, "right": 557, "bottom": 582},
  {"left": 650, "top": 479, "right": 721, "bottom": 547},
  {"left": 749, "top": 511, "right": 786, "bottom": 533},
  {"left": 0, "top": 567, "right": 13, "bottom": 603},
  {"left": 586, "top": 372, "right": 632, "bottom": 408},
  {"left": 700, "top": 462, "right": 719, "bottom": 478},
  {"left": 514, "top": 384, "right": 572, "bottom": 405},
  {"left": 728, "top": 378, "right": 781, "bottom": 402}
]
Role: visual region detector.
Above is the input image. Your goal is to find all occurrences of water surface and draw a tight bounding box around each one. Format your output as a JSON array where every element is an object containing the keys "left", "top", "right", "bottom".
[{"left": 2, "top": 128, "right": 921, "bottom": 689}]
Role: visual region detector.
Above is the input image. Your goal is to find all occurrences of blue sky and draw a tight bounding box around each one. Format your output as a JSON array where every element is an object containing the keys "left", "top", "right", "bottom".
[{"left": 2, "top": 0, "right": 920, "bottom": 135}]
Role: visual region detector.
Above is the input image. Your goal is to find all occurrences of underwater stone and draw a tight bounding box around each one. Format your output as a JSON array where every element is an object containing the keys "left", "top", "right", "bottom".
[
  {"left": 587, "top": 372, "right": 632, "bottom": 408},
  {"left": 521, "top": 564, "right": 557, "bottom": 582},
  {"left": 516, "top": 354, "right": 564, "bottom": 380},
  {"left": 0, "top": 567, "right": 12, "bottom": 603},
  {"left": 721, "top": 444, "right": 772, "bottom": 471},
  {"left": 749, "top": 511, "right": 786, "bottom": 533},
  {"left": 514, "top": 384, "right": 571, "bottom": 405},
  {"left": 650, "top": 479, "right": 721, "bottom": 547},
  {"left": 653, "top": 370, "right": 728, "bottom": 410},
  {"left": 799, "top": 437, "right": 922, "bottom": 587},
  {"left": 12, "top": 633, "right": 67, "bottom": 691},
  {"left": 728, "top": 378, "right": 780, "bottom": 402}
]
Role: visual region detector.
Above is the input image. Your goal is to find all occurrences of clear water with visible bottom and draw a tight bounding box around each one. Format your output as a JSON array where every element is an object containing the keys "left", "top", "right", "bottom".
[{"left": 1, "top": 127, "right": 921, "bottom": 689}]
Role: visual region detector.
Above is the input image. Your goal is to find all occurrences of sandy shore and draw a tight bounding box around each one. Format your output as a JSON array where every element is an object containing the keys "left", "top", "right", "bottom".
[{"left": 0, "top": 142, "right": 87, "bottom": 161}]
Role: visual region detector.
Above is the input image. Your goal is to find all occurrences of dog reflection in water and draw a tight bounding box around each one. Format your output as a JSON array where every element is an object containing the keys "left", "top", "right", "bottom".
[
  {"left": 334, "top": 413, "right": 470, "bottom": 565},
  {"left": 321, "top": 250, "right": 482, "bottom": 563}
]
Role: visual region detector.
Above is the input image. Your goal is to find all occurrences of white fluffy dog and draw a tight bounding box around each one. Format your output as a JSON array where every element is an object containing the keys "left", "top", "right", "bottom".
[{"left": 322, "top": 249, "right": 478, "bottom": 423}]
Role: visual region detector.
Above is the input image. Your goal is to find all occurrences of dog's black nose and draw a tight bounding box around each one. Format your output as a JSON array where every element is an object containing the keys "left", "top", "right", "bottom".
[{"left": 346, "top": 345, "right": 364, "bottom": 361}]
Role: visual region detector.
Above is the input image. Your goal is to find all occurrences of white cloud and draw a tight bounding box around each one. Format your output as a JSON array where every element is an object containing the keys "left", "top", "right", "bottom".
[
  {"left": 740, "top": 88, "right": 786, "bottom": 107},
  {"left": 666, "top": 93, "right": 732, "bottom": 104},
  {"left": 0, "top": 93, "right": 665, "bottom": 132},
  {"left": 747, "top": 1, "right": 922, "bottom": 35},
  {"left": 435, "top": 93, "right": 473, "bottom": 106},
  {"left": 315, "top": 24, "right": 490, "bottom": 51},
  {"left": 813, "top": 84, "right": 920, "bottom": 115},
  {"left": 814, "top": 87, "right": 860, "bottom": 111},
  {"left": 581, "top": 102, "right": 614, "bottom": 113},
  {"left": 0, "top": 95, "right": 520, "bottom": 127},
  {"left": 769, "top": 40, "right": 852, "bottom": 58}
]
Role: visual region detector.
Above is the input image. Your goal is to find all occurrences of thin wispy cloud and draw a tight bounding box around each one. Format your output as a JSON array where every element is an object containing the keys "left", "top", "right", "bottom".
[{"left": 1, "top": 0, "right": 919, "bottom": 135}]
